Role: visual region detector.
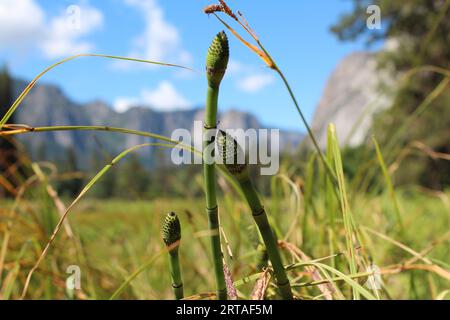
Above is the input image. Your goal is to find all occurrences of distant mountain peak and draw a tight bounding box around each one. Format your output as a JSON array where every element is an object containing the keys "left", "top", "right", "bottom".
[{"left": 11, "top": 78, "right": 304, "bottom": 167}]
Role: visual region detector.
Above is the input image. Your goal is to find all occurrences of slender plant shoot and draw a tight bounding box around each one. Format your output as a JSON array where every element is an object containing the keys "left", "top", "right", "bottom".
[
  {"left": 162, "top": 212, "right": 184, "bottom": 300},
  {"left": 203, "top": 31, "right": 230, "bottom": 300},
  {"left": 216, "top": 130, "right": 293, "bottom": 300}
]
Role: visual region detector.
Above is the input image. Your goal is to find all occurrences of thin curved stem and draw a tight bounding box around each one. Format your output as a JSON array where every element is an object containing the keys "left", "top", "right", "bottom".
[
  {"left": 0, "top": 124, "right": 176, "bottom": 144},
  {"left": 110, "top": 250, "right": 166, "bottom": 300},
  {"left": 0, "top": 123, "right": 246, "bottom": 200}
]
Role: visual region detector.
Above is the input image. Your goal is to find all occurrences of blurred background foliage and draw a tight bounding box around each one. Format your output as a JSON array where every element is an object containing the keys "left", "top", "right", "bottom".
[{"left": 332, "top": 0, "right": 450, "bottom": 189}]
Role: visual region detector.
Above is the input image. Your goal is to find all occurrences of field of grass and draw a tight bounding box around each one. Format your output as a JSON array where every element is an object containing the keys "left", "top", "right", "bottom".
[
  {"left": 1, "top": 0, "right": 449, "bottom": 301},
  {"left": 1, "top": 161, "right": 449, "bottom": 299}
]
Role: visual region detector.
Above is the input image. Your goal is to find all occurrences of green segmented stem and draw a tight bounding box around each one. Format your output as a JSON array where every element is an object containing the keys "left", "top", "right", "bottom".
[
  {"left": 168, "top": 249, "right": 183, "bottom": 300},
  {"left": 216, "top": 131, "right": 293, "bottom": 300},
  {"left": 162, "top": 212, "right": 183, "bottom": 300},
  {"left": 203, "top": 31, "right": 229, "bottom": 300},
  {"left": 239, "top": 178, "right": 293, "bottom": 299}
]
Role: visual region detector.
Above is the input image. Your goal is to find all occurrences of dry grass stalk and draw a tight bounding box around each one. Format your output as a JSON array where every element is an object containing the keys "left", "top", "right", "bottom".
[
  {"left": 250, "top": 268, "right": 271, "bottom": 300},
  {"left": 280, "top": 240, "right": 335, "bottom": 300},
  {"left": 223, "top": 263, "right": 237, "bottom": 300}
]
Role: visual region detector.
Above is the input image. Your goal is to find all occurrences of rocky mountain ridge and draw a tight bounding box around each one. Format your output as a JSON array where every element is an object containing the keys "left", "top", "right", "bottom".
[{"left": 11, "top": 79, "right": 304, "bottom": 168}]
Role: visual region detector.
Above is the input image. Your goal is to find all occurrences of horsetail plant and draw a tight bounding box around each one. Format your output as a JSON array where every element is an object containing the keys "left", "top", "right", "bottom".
[
  {"left": 216, "top": 130, "right": 293, "bottom": 300},
  {"left": 162, "top": 212, "right": 184, "bottom": 300},
  {"left": 204, "top": 0, "right": 339, "bottom": 191},
  {"left": 203, "top": 31, "right": 229, "bottom": 300}
]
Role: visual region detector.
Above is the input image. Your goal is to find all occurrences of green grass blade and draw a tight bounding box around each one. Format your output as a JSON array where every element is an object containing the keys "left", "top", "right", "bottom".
[
  {"left": 302, "top": 152, "right": 316, "bottom": 242},
  {"left": 312, "top": 262, "right": 377, "bottom": 300},
  {"left": 372, "top": 136, "right": 405, "bottom": 233},
  {"left": 109, "top": 250, "right": 166, "bottom": 300},
  {"left": 286, "top": 259, "right": 377, "bottom": 300},
  {"left": 436, "top": 290, "right": 450, "bottom": 300},
  {"left": 328, "top": 124, "right": 359, "bottom": 300}
]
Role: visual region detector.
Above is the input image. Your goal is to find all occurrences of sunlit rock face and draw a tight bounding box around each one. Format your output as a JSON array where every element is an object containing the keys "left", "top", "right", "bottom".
[{"left": 311, "top": 51, "right": 393, "bottom": 148}]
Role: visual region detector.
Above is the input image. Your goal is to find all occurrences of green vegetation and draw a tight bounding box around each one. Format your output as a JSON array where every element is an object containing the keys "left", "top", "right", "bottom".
[
  {"left": 332, "top": 0, "right": 450, "bottom": 189},
  {"left": 217, "top": 130, "right": 293, "bottom": 299},
  {"left": 162, "top": 212, "right": 184, "bottom": 300},
  {"left": 203, "top": 31, "right": 230, "bottom": 299},
  {"left": 0, "top": 181, "right": 448, "bottom": 299},
  {"left": 0, "top": 0, "right": 449, "bottom": 300}
]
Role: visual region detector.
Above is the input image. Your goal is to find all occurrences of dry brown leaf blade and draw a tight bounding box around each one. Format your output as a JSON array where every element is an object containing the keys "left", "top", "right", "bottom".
[
  {"left": 212, "top": 13, "right": 274, "bottom": 69},
  {"left": 223, "top": 263, "right": 238, "bottom": 300},
  {"left": 250, "top": 269, "right": 271, "bottom": 300}
]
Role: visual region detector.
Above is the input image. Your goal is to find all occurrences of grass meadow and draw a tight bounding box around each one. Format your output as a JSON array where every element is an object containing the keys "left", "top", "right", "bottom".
[
  {"left": 0, "top": 1, "right": 449, "bottom": 300},
  {"left": 1, "top": 152, "right": 449, "bottom": 299}
]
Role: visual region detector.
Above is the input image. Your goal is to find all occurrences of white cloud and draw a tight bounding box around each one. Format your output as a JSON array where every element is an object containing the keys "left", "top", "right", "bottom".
[
  {"left": 0, "top": 0, "right": 103, "bottom": 58},
  {"left": 114, "top": 97, "right": 139, "bottom": 113},
  {"left": 113, "top": 81, "right": 191, "bottom": 112},
  {"left": 0, "top": 0, "right": 45, "bottom": 46},
  {"left": 227, "top": 59, "right": 276, "bottom": 93},
  {"left": 227, "top": 59, "right": 245, "bottom": 75},
  {"left": 238, "top": 73, "right": 275, "bottom": 93},
  {"left": 123, "top": 0, "right": 191, "bottom": 66},
  {"left": 40, "top": 4, "right": 103, "bottom": 58}
]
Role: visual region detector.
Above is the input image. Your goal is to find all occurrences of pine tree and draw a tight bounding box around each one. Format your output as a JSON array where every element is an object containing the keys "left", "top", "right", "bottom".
[
  {"left": 57, "top": 146, "right": 83, "bottom": 197},
  {"left": 116, "top": 153, "right": 150, "bottom": 199},
  {"left": 0, "top": 65, "right": 20, "bottom": 197},
  {"left": 89, "top": 150, "right": 117, "bottom": 198}
]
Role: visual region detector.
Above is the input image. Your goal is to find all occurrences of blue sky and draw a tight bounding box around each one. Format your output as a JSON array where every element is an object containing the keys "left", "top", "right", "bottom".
[{"left": 0, "top": 0, "right": 375, "bottom": 131}]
